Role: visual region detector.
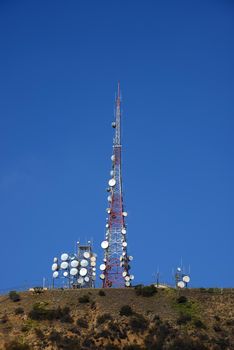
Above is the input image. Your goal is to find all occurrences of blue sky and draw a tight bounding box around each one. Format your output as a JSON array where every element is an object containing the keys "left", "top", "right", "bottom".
[{"left": 0, "top": 0, "right": 233, "bottom": 290}]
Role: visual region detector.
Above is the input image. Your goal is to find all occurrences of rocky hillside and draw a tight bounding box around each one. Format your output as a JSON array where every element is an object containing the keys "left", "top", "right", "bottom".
[{"left": 0, "top": 286, "right": 234, "bottom": 350}]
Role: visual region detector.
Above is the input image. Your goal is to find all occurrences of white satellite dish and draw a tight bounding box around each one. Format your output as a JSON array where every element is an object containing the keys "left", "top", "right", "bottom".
[
  {"left": 92, "top": 272, "right": 96, "bottom": 276},
  {"left": 91, "top": 261, "right": 96, "bottom": 267},
  {"left": 103, "top": 258, "right": 107, "bottom": 262},
  {"left": 78, "top": 277, "right": 84, "bottom": 284},
  {"left": 101, "top": 240, "right": 109, "bottom": 249},
  {"left": 70, "top": 268, "right": 78, "bottom": 276},
  {"left": 122, "top": 252, "right": 126, "bottom": 256},
  {"left": 106, "top": 208, "right": 111, "bottom": 214},
  {"left": 125, "top": 281, "right": 131, "bottom": 287},
  {"left": 100, "top": 264, "right": 106, "bottom": 271},
  {"left": 177, "top": 281, "right": 185, "bottom": 288},
  {"left": 70, "top": 260, "right": 79, "bottom": 268},
  {"left": 90, "top": 256, "right": 96, "bottom": 262},
  {"left": 61, "top": 261, "right": 69, "bottom": 270},
  {"left": 110, "top": 170, "right": 114, "bottom": 176},
  {"left": 52, "top": 263, "right": 58, "bottom": 271},
  {"left": 125, "top": 276, "right": 130, "bottom": 281},
  {"left": 105, "top": 223, "right": 110, "bottom": 228},
  {"left": 80, "top": 259, "right": 88, "bottom": 267},
  {"left": 92, "top": 267, "right": 96, "bottom": 271},
  {"left": 111, "top": 155, "right": 115, "bottom": 161},
  {"left": 53, "top": 257, "right": 58, "bottom": 263},
  {"left": 61, "top": 253, "right": 69, "bottom": 261},
  {"left": 84, "top": 276, "right": 90, "bottom": 282},
  {"left": 121, "top": 228, "right": 127, "bottom": 234},
  {"left": 63, "top": 271, "right": 68, "bottom": 277},
  {"left": 53, "top": 271, "right": 59, "bottom": 278},
  {"left": 80, "top": 268, "right": 88, "bottom": 276},
  {"left": 130, "top": 274, "right": 134, "bottom": 280},
  {"left": 122, "top": 211, "right": 128, "bottom": 217},
  {"left": 183, "top": 275, "right": 190, "bottom": 283},
  {"left": 107, "top": 196, "right": 112, "bottom": 202},
  {"left": 122, "top": 242, "right": 127, "bottom": 247},
  {"left": 128, "top": 256, "right": 133, "bottom": 261},
  {"left": 112, "top": 122, "right": 116, "bottom": 128},
  {"left": 177, "top": 267, "right": 181, "bottom": 272},
  {"left": 122, "top": 271, "right": 127, "bottom": 277},
  {"left": 108, "top": 178, "right": 116, "bottom": 187},
  {"left": 100, "top": 274, "right": 105, "bottom": 280},
  {"left": 83, "top": 252, "right": 90, "bottom": 259}
]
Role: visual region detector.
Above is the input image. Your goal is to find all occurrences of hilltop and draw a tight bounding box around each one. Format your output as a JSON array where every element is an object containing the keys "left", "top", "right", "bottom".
[{"left": 0, "top": 287, "right": 234, "bottom": 349}]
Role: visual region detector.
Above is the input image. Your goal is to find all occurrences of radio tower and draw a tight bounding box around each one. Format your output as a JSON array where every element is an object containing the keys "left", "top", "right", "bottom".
[{"left": 100, "top": 83, "right": 134, "bottom": 288}]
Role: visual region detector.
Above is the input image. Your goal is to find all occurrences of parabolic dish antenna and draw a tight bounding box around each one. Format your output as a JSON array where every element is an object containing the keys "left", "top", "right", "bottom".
[
  {"left": 78, "top": 277, "right": 84, "bottom": 284},
  {"left": 61, "top": 253, "right": 69, "bottom": 261},
  {"left": 122, "top": 242, "right": 127, "bottom": 247},
  {"left": 70, "top": 260, "right": 79, "bottom": 268},
  {"left": 90, "top": 256, "right": 96, "bottom": 262},
  {"left": 63, "top": 271, "right": 68, "bottom": 277},
  {"left": 107, "top": 196, "right": 112, "bottom": 202},
  {"left": 91, "top": 261, "right": 96, "bottom": 267},
  {"left": 52, "top": 263, "right": 58, "bottom": 271},
  {"left": 101, "top": 240, "right": 109, "bottom": 249},
  {"left": 61, "top": 261, "right": 69, "bottom": 270},
  {"left": 106, "top": 208, "right": 111, "bottom": 214},
  {"left": 84, "top": 276, "right": 90, "bottom": 282},
  {"left": 79, "top": 268, "right": 88, "bottom": 276},
  {"left": 121, "top": 228, "right": 127, "bottom": 234},
  {"left": 83, "top": 252, "right": 90, "bottom": 259},
  {"left": 53, "top": 271, "right": 59, "bottom": 278},
  {"left": 125, "top": 276, "right": 130, "bottom": 282},
  {"left": 122, "top": 271, "right": 127, "bottom": 277},
  {"left": 130, "top": 275, "right": 134, "bottom": 280},
  {"left": 108, "top": 178, "right": 116, "bottom": 187},
  {"left": 177, "top": 267, "right": 181, "bottom": 272},
  {"left": 53, "top": 257, "right": 58, "bottom": 263},
  {"left": 111, "top": 155, "right": 115, "bottom": 161},
  {"left": 177, "top": 281, "right": 185, "bottom": 288},
  {"left": 70, "top": 268, "right": 78, "bottom": 276},
  {"left": 110, "top": 170, "right": 114, "bottom": 176},
  {"left": 125, "top": 281, "right": 131, "bottom": 287},
  {"left": 100, "top": 264, "right": 106, "bottom": 271},
  {"left": 128, "top": 256, "right": 133, "bottom": 261},
  {"left": 100, "top": 274, "right": 105, "bottom": 280},
  {"left": 122, "top": 211, "right": 128, "bottom": 217},
  {"left": 80, "top": 259, "right": 89, "bottom": 267},
  {"left": 182, "top": 275, "right": 190, "bottom": 283},
  {"left": 92, "top": 272, "right": 96, "bottom": 276}
]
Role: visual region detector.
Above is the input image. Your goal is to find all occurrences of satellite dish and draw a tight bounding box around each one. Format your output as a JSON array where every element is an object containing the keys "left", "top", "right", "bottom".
[
  {"left": 177, "top": 281, "right": 185, "bottom": 288},
  {"left": 111, "top": 155, "right": 115, "bottom": 161},
  {"left": 53, "top": 271, "right": 59, "bottom": 278},
  {"left": 105, "top": 223, "right": 110, "bottom": 228},
  {"left": 122, "top": 271, "right": 127, "bottom": 277},
  {"left": 125, "top": 281, "right": 131, "bottom": 287},
  {"left": 83, "top": 252, "right": 90, "bottom": 259},
  {"left": 70, "top": 268, "right": 78, "bottom": 276},
  {"left": 121, "top": 228, "right": 127, "bottom": 234},
  {"left": 53, "top": 257, "right": 58, "bottom": 263},
  {"left": 128, "top": 256, "right": 133, "bottom": 261},
  {"left": 61, "top": 261, "right": 69, "bottom": 270},
  {"left": 183, "top": 275, "right": 190, "bottom": 283},
  {"left": 108, "top": 178, "right": 116, "bottom": 187},
  {"left": 100, "top": 274, "right": 105, "bottom": 280},
  {"left": 61, "top": 253, "right": 69, "bottom": 261},
  {"left": 92, "top": 267, "right": 96, "bottom": 271},
  {"left": 92, "top": 272, "right": 96, "bottom": 276},
  {"left": 63, "top": 271, "right": 68, "bottom": 277},
  {"left": 107, "top": 196, "right": 112, "bottom": 202},
  {"left": 122, "top": 242, "right": 127, "bottom": 247},
  {"left": 125, "top": 276, "right": 130, "bottom": 281},
  {"left": 122, "top": 211, "right": 128, "bottom": 217},
  {"left": 112, "top": 122, "right": 116, "bottom": 128},
  {"left": 122, "top": 252, "right": 126, "bottom": 256},
  {"left": 120, "top": 256, "right": 123, "bottom": 261},
  {"left": 130, "top": 274, "right": 134, "bottom": 280},
  {"left": 177, "top": 267, "right": 181, "bottom": 272},
  {"left": 78, "top": 277, "right": 84, "bottom": 284},
  {"left": 110, "top": 170, "right": 114, "bottom": 176},
  {"left": 100, "top": 264, "right": 106, "bottom": 271},
  {"left": 101, "top": 240, "right": 109, "bottom": 249},
  {"left": 84, "top": 276, "right": 90, "bottom": 282},
  {"left": 91, "top": 261, "right": 96, "bottom": 267},
  {"left": 106, "top": 208, "right": 111, "bottom": 214},
  {"left": 80, "top": 268, "right": 88, "bottom": 276},
  {"left": 80, "top": 259, "right": 88, "bottom": 267},
  {"left": 52, "top": 263, "right": 58, "bottom": 271},
  {"left": 90, "top": 256, "right": 96, "bottom": 262},
  {"left": 71, "top": 260, "right": 79, "bottom": 268}
]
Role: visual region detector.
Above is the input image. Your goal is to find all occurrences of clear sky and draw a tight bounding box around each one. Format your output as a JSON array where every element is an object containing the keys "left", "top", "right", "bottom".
[{"left": 0, "top": 0, "right": 233, "bottom": 290}]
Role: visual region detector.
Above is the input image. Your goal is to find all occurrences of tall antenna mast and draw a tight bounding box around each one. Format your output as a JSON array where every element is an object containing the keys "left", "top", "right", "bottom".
[{"left": 100, "top": 83, "right": 133, "bottom": 288}]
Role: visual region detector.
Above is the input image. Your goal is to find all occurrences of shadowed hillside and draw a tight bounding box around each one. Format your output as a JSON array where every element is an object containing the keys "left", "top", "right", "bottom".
[{"left": 0, "top": 287, "right": 234, "bottom": 349}]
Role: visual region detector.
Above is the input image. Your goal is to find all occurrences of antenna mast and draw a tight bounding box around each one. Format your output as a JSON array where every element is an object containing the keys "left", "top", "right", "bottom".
[{"left": 100, "top": 83, "right": 133, "bottom": 288}]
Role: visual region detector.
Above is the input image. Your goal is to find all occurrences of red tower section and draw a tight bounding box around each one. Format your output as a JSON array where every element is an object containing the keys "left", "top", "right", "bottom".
[{"left": 100, "top": 83, "right": 133, "bottom": 288}]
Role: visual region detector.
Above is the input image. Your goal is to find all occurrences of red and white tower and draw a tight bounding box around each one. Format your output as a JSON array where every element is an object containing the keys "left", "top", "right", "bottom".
[{"left": 100, "top": 83, "right": 134, "bottom": 288}]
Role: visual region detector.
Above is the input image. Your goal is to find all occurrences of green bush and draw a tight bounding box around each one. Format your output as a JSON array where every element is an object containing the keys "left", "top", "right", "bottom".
[
  {"left": 120, "top": 305, "right": 133, "bottom": 316},
  {"left": 129, "top": 314, "right": 148, "bottom": 332},
  {"left": 167, "top": 337, "right": 208, "bottom": 350},
  {"left": 78, "top": 294, "right": 90, "bottom": 303},
  {"left": 98, "top": 290, "right": 106, "bottom": 296},
  {"left": 194, "top": 319, "right": 206, "bottom": 329},
  {"left": 9, "top": 291, "right": 20, "bottom": 302},
  {"left": 5, "top": 341, "right": 31, "bottom": 350},
  {"left": 177, "top": 296, "right": 188, "bottom": 304},
  {"left": 96, "top": 313, "right": 112, "bottom": 326},
  {"left": 15, "top": 307, "right": 24, "bottom": 315},
  {"left": 135, "top": 284, "right": 157, "bottom": 297},
  {"left": 29, "top": 303, "right": 73, "bottom": 323},
  {"left": 176, "top": 313, "right": 192, "bottom": 325}
]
